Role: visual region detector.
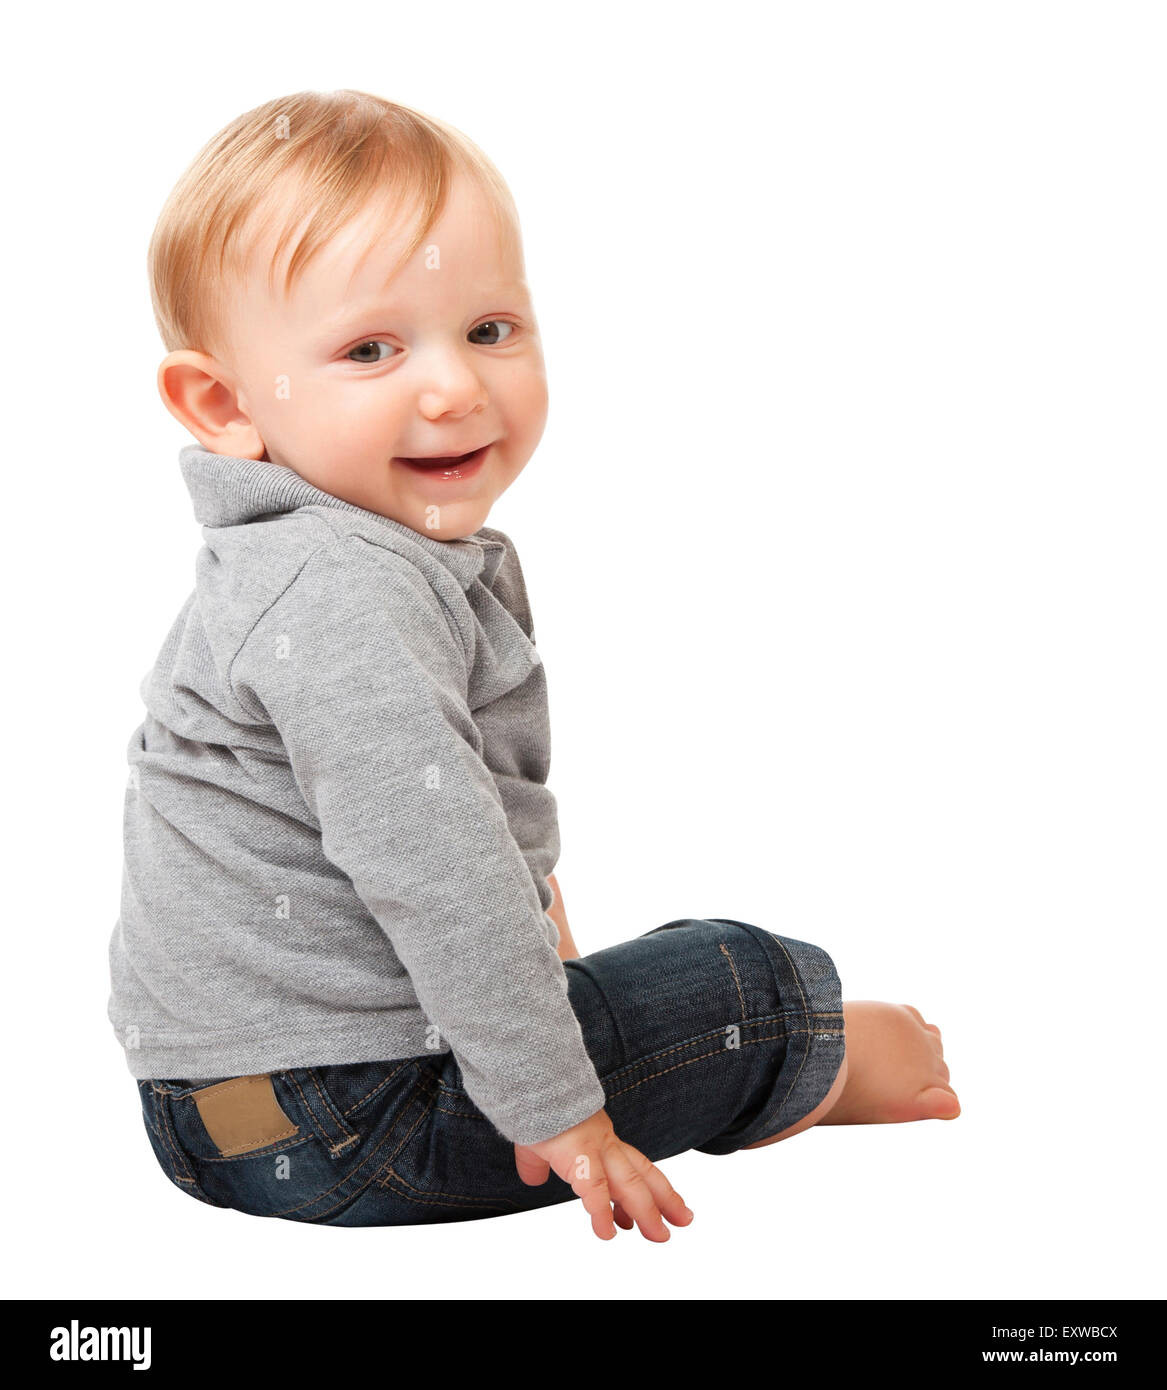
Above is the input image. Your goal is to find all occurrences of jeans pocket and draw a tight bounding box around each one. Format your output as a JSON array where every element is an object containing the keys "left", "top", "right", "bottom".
[
  {"left": 152, "top": 1061, "right": 432, "bottom": 1223},
  {"left": 139, "top": 1070, "right": 345, "bottom": 1219}
]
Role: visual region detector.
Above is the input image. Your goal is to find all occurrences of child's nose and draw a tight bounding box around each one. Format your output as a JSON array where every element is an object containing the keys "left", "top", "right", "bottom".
[{"left": 414, "top": 347, "right": 489, "bottom": 417}]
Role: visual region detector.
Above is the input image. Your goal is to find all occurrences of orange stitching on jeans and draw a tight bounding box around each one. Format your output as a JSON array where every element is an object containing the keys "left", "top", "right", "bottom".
[
  {"left": 285, "top": 1070, "right": 357, "bottom": 1156},
  {"left": 605, "top": 1028, "right": 843, "bottom": 1100},
  {"left": 376, "top": 1165, "right": 520, "bottom": 1209},
  {"left": 307, "top": 1069, "right": 358, "bottom": 1146},
  {"left": 343, "top": 1062, "right": 413, "bottom": 1117},
  {"left": 264, "top": 1116, "right": 412, "bottom": 1221},
  {"left": 765, "top": 936, "right": 816, "bottom": 1118},
  {"left": 601, "top": 1012, "right": 808, "bottom": 1084},
  {"left": 718, "top": 942, "right": 748, "bottom": 1021},
  {"left": 294, "top": 1081, "right": 446, "bottom": 1222},
  {"left": 197, "top": 1132, "right": 308, "bottom": 1163},
  {"left": 155, "top": 1092, "right": 195, "bottom": 1185},
  {"left": 267, "top": 1095, "right": 420, "bottom": 1218},
  {"left": 269, "top": 1069, "right": 437, "bottom": 1221},
  {"left": 433, "top": 1103, "right": 491, "bottom": 1121},
  {"left": 179, "top": 1076, "right": 255, "bottom": 1101},
  {"left": 214, "top": 1125, "right": 300, "bottom": 1158},
  {"left": 374, "top": 1169, "right": 516, "bottom": 1212}
]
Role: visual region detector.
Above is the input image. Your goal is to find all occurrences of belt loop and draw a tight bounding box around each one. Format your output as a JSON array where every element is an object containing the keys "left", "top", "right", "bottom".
[{"left": 283, "top": 1068, "right": 360, "bottom": 1158}]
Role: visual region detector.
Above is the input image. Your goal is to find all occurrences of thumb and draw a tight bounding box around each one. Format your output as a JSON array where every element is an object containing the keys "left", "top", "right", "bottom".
[{"left": 513, "top": 1143, "right": 552, "bottom": 1186}]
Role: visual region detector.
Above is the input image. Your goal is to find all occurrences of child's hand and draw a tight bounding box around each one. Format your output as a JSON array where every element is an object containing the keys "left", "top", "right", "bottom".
[{"left": 513, "top": 1108, "right": 694, "bottom": 1241}]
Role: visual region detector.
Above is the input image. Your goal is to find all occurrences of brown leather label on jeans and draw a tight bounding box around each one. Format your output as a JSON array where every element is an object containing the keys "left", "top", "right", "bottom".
[{"left": 192, "top": 1074, "right": 300, "bottom": 1156}]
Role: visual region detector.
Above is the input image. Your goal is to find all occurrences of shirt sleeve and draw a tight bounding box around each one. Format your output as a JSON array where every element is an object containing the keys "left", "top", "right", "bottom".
[{"left": 229, "top": 535, "right": 606, "bottom": 1145}]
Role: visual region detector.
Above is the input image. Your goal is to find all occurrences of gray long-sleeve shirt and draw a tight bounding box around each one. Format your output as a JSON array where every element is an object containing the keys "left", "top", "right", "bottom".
[{"left": 107, "top": 445, "right": 607, "bottom": 1145}]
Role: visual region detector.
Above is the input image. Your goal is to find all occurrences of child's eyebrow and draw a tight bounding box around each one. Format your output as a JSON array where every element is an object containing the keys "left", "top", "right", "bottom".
[
  {"left": 315, "top": 303, "right": 401, "bottom": 337},
  {"left": 314, "top": 284, "right": 532, "bottom": 342}
]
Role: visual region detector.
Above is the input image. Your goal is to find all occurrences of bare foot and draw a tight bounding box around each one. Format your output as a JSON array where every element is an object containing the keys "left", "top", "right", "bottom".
[{"left": 818, "top": 1000, "right": 961, "bottom": 1125}]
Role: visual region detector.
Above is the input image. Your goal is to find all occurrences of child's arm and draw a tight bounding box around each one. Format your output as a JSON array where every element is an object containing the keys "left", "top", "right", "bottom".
[
  {"left": 546, "top": 872, "right": 580, "bottom": 961},
  {"left": 231, "top": 539, "right": 607, "bottom": 1149}
]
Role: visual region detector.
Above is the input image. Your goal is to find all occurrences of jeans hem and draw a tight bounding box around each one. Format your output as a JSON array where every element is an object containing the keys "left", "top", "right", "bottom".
[{"left": 693, "top": 920, "right": 845, "bottom": 1154}]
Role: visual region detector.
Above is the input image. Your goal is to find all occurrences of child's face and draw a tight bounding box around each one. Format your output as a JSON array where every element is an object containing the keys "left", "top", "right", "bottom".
[{"left": 215, "top": 170, "right": 548, "bottom": 539}]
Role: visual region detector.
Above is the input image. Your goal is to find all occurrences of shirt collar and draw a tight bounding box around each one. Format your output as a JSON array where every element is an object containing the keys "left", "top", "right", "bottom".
[{"left": 178, "top": 444, "right": 505, "bottom": 591}]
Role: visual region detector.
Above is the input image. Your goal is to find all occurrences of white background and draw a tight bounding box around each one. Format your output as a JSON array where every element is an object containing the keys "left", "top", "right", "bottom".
[{"left": 3, "top": 0, "right": 1162, "bottom": 1301}]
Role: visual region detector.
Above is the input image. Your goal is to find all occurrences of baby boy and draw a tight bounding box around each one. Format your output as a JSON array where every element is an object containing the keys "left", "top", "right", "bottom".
[{"left": 109, "top": 89, "right": 959, "bottom": 1241}]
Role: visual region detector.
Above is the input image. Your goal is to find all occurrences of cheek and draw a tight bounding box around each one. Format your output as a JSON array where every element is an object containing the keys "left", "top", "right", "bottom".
[
  {"left": 513, "top": 372, "right": 549, "bottom": 439},
  {"left": 299, "top": 382, "right": 401, "bottom": 442}
]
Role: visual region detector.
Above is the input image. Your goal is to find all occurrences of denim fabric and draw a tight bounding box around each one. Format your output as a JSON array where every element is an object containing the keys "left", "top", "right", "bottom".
[{"left": 135, "top": 917, "right": 845, "bottom": 1226}]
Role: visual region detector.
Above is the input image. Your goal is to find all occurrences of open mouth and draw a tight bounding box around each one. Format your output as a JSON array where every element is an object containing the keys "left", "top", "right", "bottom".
[{"left": 394, "top": 445, "right": 490, "bottom": 479}]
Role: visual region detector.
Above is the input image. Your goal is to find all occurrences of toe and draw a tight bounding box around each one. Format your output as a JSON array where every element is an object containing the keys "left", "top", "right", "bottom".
[
  {"left": 904, "top": 1005, "right": 942, "bottom": 1038},
  {"left": 918, "top": 1085, "right": 961, "bottom": 1120}
]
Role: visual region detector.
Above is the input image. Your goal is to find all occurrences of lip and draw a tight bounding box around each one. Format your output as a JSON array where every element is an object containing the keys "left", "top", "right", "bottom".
[{"left": 393, "top": 444, "right": 491, "bottom": 480}]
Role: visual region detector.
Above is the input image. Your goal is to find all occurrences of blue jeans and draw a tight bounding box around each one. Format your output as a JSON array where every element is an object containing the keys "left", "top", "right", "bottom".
[{"left": 135, "top": 917, "right": 845, "bottom": 1226}]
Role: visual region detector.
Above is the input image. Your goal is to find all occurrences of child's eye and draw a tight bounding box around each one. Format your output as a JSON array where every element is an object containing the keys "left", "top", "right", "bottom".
[
  {"left": 468, "top": 320, "right": 515, "bottom": 346},
  {"left": 346, "top": 340, "right": 398, "bottom": 364}
]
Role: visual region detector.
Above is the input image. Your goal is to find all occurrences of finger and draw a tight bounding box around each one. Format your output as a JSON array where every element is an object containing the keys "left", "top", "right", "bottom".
[
  {"left": 613, "top": 1201, "right": 634, "bottom": 1231},
  {"left": 599, "top": 1141, "right": 672, "bottom": 1242},
  {"left": 609, "top": 1139, "right": 693, "bottom": 1230},
  {"left": 562, "top": 1147, "right": 617, "bottom": 1240},
  {"left": 631, "top": 1149, "right": 694, "bottom": 1229},
  {"left": 513, "top": 1145, "right": 552, "bottom": 1186}
]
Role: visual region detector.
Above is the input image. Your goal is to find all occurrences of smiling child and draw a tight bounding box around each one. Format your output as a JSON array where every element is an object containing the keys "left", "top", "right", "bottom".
[{"left": 109, "top": 89, "right": 958, "bottom": 1240}]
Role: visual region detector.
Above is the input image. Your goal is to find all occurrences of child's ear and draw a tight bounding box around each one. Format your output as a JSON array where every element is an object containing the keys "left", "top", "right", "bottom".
[{"left": 156, "top": 350, "right": 266, "bottom": 460}]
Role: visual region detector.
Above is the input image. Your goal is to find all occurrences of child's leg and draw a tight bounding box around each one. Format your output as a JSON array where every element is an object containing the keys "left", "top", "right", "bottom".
[{"left": 742, "top": 1001, "right": 959, "bottom": 1149}]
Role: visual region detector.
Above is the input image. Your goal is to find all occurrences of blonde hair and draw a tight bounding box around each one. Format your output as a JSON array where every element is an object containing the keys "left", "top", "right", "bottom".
[{"left": 147, "top": 88, "right": 520, "bottom": 360}]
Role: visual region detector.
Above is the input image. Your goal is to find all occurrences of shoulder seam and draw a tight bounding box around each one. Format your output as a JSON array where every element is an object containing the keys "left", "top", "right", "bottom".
[
  {"left": 225, "top": 533, "right": 469, "bottom": 719},
  {"left": 225, "top": 534, "right": 346, "bottom": 720}
]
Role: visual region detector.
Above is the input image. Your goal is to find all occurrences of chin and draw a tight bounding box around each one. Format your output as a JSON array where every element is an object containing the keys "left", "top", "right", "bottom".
[{"left": 417, "top": 501, "right": 492, "bottom": 539}]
